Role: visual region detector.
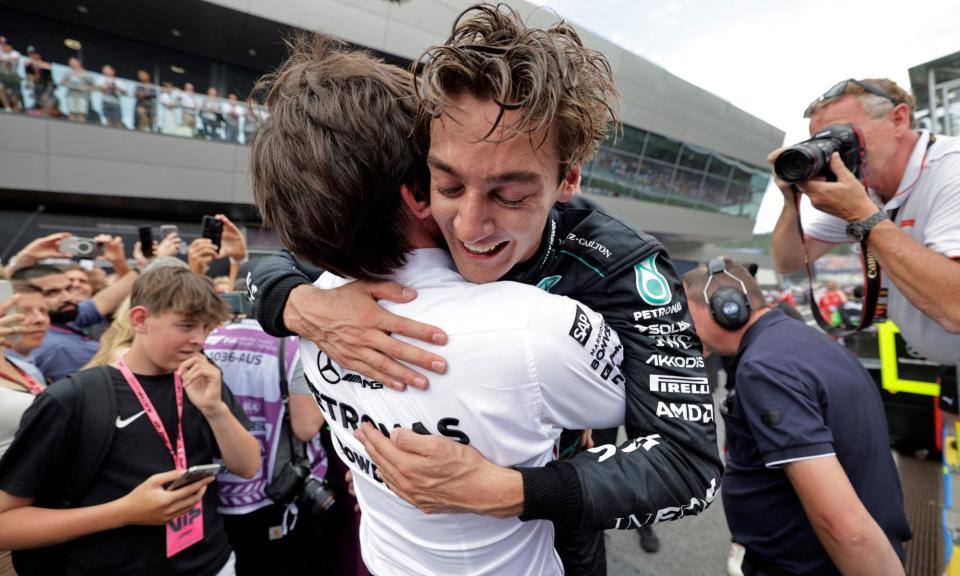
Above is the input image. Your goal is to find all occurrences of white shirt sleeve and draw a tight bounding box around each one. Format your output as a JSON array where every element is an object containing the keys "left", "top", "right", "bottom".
[
  {"left": 527, "top": 297, "right": 626, "bottom": 432},
  {"left": 800, "top": 207, "right": 848, "bottom": 243},
  {"left": 922, "top": 154, "right": 960, "bottom": 258}
]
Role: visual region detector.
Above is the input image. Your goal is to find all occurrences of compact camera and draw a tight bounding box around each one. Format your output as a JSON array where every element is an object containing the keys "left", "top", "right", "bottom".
[
  {"left": 60, "top": 236, "right": 102, "bottom": 257},
  {"left": 774, "top": 123, "right": 865, "bottom": 183}
]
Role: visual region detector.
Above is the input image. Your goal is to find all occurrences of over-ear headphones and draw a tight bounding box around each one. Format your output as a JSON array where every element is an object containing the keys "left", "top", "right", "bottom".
[{"left": 703, "top": 257, "right": 751, "bottom": 331}]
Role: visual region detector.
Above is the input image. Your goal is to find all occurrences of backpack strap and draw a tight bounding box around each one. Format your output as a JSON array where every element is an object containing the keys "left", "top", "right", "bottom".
[{"left": 59, "top": 366, "right": 117, "bottom": 507}]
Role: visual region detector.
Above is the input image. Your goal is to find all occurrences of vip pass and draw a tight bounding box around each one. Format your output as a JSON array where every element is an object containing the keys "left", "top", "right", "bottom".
[{"left": 634, "top": 252, "right": 672, "bottom": 306}]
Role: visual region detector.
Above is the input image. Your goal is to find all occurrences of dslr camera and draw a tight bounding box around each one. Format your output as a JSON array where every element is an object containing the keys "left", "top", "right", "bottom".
[
  {"left": 774, "top": 123, "right": 865, "bottom": 183},
  {"left": 265, "top": 458, "right": 336, "bottom": 514}
]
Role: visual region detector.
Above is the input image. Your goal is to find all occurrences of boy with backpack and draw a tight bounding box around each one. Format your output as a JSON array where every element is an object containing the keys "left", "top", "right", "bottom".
[{"left": 0, "top": 267, "right": 260, "bottom": 575}]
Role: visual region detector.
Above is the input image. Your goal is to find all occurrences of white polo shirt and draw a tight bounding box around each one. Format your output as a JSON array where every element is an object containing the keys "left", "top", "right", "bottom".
[
  {"left": 300, "top": 248, "right": 626, "bottom": 576},
  {"left": 803, "top": 131, "right": 960, "bottom": 365}
]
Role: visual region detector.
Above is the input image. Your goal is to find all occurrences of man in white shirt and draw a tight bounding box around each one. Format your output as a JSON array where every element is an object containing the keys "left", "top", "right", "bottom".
[
  {"left": 250, "top": 35, "right": 626, "bottom": 575},
  {"left": 0, "top": 39, "right": 23, "bottom": 112},
  {"left": 771, "top": 78, "right": 960, "bottom": 408}
]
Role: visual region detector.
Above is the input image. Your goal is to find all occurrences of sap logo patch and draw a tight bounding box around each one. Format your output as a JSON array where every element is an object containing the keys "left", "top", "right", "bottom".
[{"left": 568, "top": 305, "right": 593, "bottom": 347}]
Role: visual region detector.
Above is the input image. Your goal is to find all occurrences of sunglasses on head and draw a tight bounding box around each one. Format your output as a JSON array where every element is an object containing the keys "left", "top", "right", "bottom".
[{"left": 803, "top": 79, "right": 899, "bottom": 118}]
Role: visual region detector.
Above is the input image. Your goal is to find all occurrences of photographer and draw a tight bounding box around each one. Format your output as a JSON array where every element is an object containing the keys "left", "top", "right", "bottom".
[
  {"left": 770, "top": 78, "right": 960, "bottom": 391},
  {"left": 208, "top": 315, "right": 328, "bottom": 576}
]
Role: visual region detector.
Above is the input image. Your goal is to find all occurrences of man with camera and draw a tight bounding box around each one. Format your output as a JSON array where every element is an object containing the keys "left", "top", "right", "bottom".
[
  {"left": 682, "top": 258, "right": 909, "bottom": 576},
  {"left": 11, "top": 234, "right": 140, "bottom": 381},
  {"left": 770, "top": 78, "right": 960, "bottom": 400}
]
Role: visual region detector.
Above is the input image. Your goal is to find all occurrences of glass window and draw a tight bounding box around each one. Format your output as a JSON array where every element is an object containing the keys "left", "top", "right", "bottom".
[
  {"left": 678, "top": 146, "right": 709, "bottom": 171},
  {"left": 644, "top": 133, "right": 681, "bottom": 163}
]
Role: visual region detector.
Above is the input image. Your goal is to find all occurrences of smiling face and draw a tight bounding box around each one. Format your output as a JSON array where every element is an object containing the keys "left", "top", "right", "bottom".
[{"left": 428, "top": 93, "right": 580, "bottom": 284}]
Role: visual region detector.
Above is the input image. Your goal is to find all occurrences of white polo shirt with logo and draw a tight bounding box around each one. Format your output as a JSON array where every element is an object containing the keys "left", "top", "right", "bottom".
[
  {"left": 300, "top": 248, "right": 626, "bottom": 576},
  {"left": 803, "top": 131, "right": 960, "bottom": 365}
]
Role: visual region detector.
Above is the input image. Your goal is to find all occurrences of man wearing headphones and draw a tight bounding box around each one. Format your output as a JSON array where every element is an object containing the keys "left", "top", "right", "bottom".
[{"left": 682, "top": 258, "right": 910, "bottom": 576}]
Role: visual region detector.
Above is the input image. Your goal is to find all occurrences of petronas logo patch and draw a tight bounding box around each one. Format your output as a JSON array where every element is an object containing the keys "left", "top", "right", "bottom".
[{"left": 634, "top": 253, "right": 672, "bottom": 306}]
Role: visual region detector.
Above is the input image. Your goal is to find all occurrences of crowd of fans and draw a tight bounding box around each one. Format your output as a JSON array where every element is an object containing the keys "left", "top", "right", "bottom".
[
  {"left": 0, "top": 222, "right": 366, "bottom": 576},
  {"left": 0, "top": 36, "right": 260, "bottom": 144}
]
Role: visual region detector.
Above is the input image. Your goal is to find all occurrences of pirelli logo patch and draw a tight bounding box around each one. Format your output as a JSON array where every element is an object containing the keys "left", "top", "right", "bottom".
[{"left": 569, "top": 305, "right": 593, "bottom": 347}]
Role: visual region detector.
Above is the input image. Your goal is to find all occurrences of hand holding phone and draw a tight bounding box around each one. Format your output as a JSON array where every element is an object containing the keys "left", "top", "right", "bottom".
[
  {"left": 166, "top": 464, "right": 222, "bottom": 491},
  {"left": 201, "top": 216, "right": 223, "bottom": 252},
  {"left": 138, "top": 226, "right": 154, "bottom": 258}
]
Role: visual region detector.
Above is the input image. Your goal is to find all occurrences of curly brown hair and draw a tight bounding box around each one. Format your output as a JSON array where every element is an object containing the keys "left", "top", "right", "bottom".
[
  {"left": 414, "top": 3, "right": 620, "bottom": 180},
  {"left": 249, "top": 34, "right": 427, "bottom": 278}
]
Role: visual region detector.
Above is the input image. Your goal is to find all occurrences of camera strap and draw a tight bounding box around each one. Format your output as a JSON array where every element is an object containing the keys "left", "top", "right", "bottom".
[{"left": 794, "top": 193, "right": 884, "bottom": 337}]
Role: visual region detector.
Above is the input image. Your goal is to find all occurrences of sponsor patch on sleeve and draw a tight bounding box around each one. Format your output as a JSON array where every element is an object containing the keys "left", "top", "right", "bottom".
[
  {"left": 569, "top": 304, "right": 593, "bottom": 347},
  {"left": 634, "top": 252, "right": 672, "bottom": 306}
]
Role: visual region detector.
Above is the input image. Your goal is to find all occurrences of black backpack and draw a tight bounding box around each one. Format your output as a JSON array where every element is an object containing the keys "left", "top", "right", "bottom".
[{"left": 12, "top": 366, "right": 118, "bottom": 576}]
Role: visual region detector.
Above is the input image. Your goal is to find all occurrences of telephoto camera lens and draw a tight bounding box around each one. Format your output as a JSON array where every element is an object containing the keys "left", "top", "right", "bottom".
[{"left": 774, "top": 147, "right": 822, "bottom": 183}]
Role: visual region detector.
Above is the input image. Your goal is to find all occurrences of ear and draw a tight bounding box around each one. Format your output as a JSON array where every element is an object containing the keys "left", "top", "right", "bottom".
[
  {"left": 400, "top": 183, "right": 432, "bottom": 221},
  {"left": 129, "top": 305, "right": 149, "bottom": 333},
  {"left": 557, "top": 163, "right": 582, "bottom": 203},
  {"left": 891, "top": 103, "right": 912, "bottom": 134}
]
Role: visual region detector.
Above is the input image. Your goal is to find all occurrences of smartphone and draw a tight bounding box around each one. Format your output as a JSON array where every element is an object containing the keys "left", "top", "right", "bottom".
[
  {"left": 220, "top": 291, "right": 252, "bottom": 316},
  {"left": 201, "top": 215, "right": 223, "bottom": 250},
  {"left": 60, "top": 236, "right": 103, "bottom": 257},
  {"left": 138, "top": 226, "right": 154, "bottom": 258},
  {"left": 0, "top": 280, "right": 13, "bottom": 315},
  {"left": 166, "top": 464, "right": 222, "bottom": 491},
  {"left": 160, "top": 224, "right": 179, "bottom": 239}
]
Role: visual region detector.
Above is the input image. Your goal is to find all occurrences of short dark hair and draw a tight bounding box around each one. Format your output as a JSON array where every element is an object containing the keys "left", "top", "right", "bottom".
[
  {"left": 250, "top": 34, "right": 427, "bottom": 279},
  {"left": 11, "top": 264, "right": 65, "bottom": 282},
  {"left": 414, "top": 3, "right": 620, "bottom": 180},
  {"left": 681, "top": 258, "right": 767, "bottom": 312},
  {"left": 130, "top": 267, "right": 230, "bottom": 327}
]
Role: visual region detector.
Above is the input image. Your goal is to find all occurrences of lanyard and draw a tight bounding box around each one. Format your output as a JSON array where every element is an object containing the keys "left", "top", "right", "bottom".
[
  {"left": 117, "top": 354, "right": 187, "bottom": 470},
  {"left": 12, "top": 363, "right": 44, "bottom": 395}
]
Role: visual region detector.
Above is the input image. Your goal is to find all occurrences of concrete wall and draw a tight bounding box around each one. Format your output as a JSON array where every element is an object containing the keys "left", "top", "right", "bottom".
[{"left": 204, "top": 0, "right": 784, "bottom": 167}]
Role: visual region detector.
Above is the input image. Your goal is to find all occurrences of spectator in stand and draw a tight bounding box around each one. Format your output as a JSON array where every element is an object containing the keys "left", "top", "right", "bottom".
[
  {"left": 159, "top": 82, "right": 180, "bottom": 135},
  {"left": 24, "top": 49, "right": 53, "bottom": 112},
  {"left": 98, "top": 64, "right": 127, "bottom": 128},
  {"left": 179, "top": 82, "right": 199, "bottom": 137},
  {"left": 11, "top": 234, "right": 139, "bottom": 381},
  {"left": 61, "top": 57, "right": 94, "bottom": 122},
  {"left": 200, "top": 87, "right": 223, "bottom": 140},
  {"left": 0, "top": 284, "right": 49, "bottom": 576},
  {"left": 0, "top": 267, "right": 260, "bottom": 576},
  {"left": 134, "top": 70, "right": 157, "bottom": 132},
  {"left": 817, "top": 280, "right": 846, "bottom": 328},
  {"left": 222, "top": 93, "right": 244, "bottom": 143},
  {"left": 0, "top": 39, "right": 22, "bottom": 112}
]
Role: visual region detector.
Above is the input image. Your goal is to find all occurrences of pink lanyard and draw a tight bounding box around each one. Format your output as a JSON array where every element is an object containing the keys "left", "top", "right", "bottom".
[
  {"left": 3, "top": 362, "right": 44, "bottom": 395},
  {"left": 117, "top": 355, "right": 187, "bottom": 470}
]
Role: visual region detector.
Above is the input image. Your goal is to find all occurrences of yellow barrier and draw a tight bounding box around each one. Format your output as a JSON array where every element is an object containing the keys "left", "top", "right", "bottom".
[{"left": 877, "top": 321, "right": 940, "bottom": 396}]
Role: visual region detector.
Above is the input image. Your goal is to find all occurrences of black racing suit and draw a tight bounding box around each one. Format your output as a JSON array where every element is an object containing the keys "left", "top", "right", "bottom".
[{"left": 248, "top": 197, "right": 723, "bottom": 574}]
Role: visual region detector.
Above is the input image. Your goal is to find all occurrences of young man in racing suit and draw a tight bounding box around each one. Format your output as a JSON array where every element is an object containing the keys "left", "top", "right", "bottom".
[{"left": 247, "top": 6, "right": 722, "bottom": 574}]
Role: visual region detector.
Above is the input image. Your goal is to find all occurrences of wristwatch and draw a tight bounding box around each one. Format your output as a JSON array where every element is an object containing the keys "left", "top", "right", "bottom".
[{"left": 845, "top": 210, "right": 888, "bottom": 243}]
